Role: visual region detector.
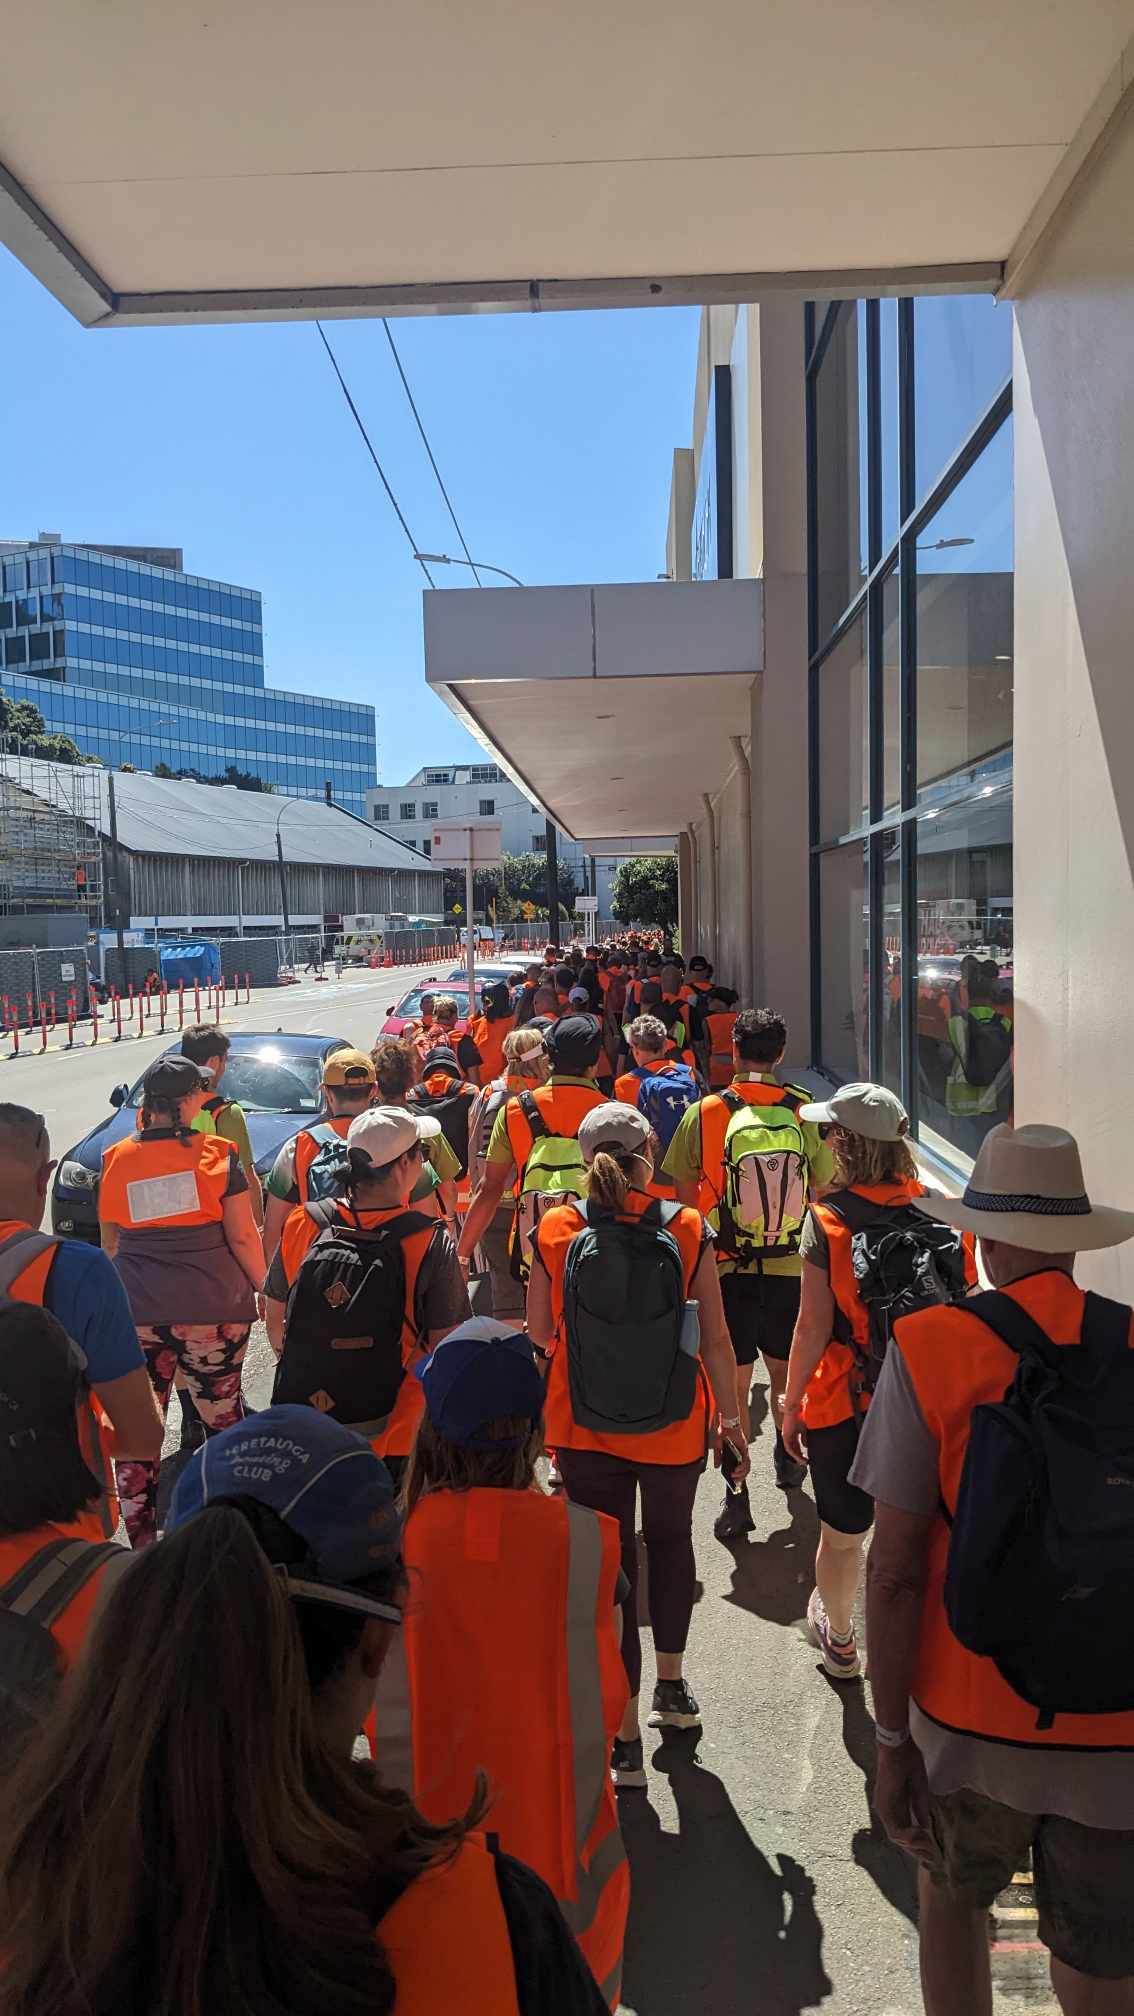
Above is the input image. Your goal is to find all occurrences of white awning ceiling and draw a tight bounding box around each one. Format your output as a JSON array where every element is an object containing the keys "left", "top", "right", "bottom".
[
  {"left": 1, "top": 2, "right": 1131, "bottom": 324},
  {"left": 425, "top": 580, "right": 760, "bottom": 843}
]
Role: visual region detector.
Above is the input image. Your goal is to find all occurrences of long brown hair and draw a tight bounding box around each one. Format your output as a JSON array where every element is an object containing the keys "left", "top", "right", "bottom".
[
  {"left": 830, "top": 1128, "right": 919, "bottom": 1191},
  {"left": 0, "top": 1507, "right": 482, "bottom": 2016},
  {"left": 403, "top": 1413, "right": 544, "bottom": 1515}
]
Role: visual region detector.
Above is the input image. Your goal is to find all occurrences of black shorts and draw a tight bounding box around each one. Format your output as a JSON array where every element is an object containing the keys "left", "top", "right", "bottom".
[
  {"left": 720, "top": 1270, "right": 800, "bottom": 1365},
  {"left": 805, "top": 1417, "right": 874, "bottom": 1535}
]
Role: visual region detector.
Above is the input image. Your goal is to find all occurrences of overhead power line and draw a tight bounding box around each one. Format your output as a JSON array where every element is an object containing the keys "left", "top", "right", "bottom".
[
  {"left": 380, "top": 319, "right": 483, "bottom": 586},
  {"left": 315, "top": 322, "right": 436, "bottom": 588}
]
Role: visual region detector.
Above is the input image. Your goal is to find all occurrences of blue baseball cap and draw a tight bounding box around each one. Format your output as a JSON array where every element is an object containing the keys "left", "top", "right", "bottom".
[
  {"left": 168, "top": 1405, "right": 403, "bottom": 1622},
  {"left": 415, "top": 1318, "right": 545, "bottom": 1449}
]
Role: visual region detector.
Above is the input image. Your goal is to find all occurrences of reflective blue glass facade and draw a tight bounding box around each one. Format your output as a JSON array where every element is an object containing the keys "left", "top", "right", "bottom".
[{"left": 0, "top": 541, "right": 376, "bottom": 814}]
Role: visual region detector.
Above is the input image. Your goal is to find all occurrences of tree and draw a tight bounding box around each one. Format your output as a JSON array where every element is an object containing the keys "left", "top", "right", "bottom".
[
  {"left": 612, "top": 855, "right": 678, "bottom": 931},
  {"left": 0, "top": 694, "right": 91, "bottom": 767},
  {"left": 442, "top": 851, "right": 578, "bottom": 922}
]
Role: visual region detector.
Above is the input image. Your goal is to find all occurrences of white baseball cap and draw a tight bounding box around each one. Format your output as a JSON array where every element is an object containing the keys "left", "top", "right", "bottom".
[
  {"left": 798, "top": 1082, "right": 910, "bottom": 1143},
  {"left": 346, "top": 1104, "right": 441, "bottom": 1169}
]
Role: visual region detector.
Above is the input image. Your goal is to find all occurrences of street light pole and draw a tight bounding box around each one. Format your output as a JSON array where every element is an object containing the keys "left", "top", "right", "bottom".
[
  {"left": 545, "top": 819, "right": 560, "bottom": 951},
  {"left": 275, "top": 802, "right": 293, "bottom": 936},
  {"left": 414, "top": 553, "right": 525, "bottom": 588}
]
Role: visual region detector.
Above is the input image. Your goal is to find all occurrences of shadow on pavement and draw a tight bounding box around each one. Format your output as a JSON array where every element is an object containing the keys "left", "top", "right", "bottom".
[
  {"left": 719, "top": 1489, "right": 819, "bottom": 1628},
  {"left": 823, "top": 1675, "right": 919, "bottom": 1928},
  {"left": 619, "top": 1734, "right": 832, "bottom": 2016}
]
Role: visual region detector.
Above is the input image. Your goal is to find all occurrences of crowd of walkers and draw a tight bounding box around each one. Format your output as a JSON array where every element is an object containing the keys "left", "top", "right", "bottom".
[{"left": 1, "top": 944, "right": 1133, "bottom": 2015}]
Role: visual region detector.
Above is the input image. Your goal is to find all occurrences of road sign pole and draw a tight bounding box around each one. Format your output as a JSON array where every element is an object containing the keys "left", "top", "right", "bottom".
[{"left": 465, "top": 856, "right": 476, "bottom": 1009}]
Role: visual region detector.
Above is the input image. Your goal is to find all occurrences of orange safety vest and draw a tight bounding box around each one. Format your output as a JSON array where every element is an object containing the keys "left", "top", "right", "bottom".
[
  {"left": 613, "top": 1062, "right": 678, "bottom": 1199},
  {"left": 502, "top": 1079, "right": 608, "bottom": 1182},
  {"left": 378, "top": 1833, "right": 521, "bottom": 2015},
  {"left": 468, "top": 1011, "right": 516, "bottom": 1085},
  {"left": 377, "top": 1490, "right": 628, "bottom": 2007},
  {"left": 0, "top": 1222, "right": 118, "bottom": 1539},
  {"left": 278, "top": 1201, "right": 437, "bottom": 1457},
  {"left": 896, "top": 1270, "right": 1134, "bottom": 1751},
  {"left": 804, "top": 1179, "right": 927, "bottom": 1432},
  {"left": 704, "top": 1011, "right": 738, "bottom": 1088},
  {"left": 0, "top": 1522, "right": 122, "bottom": 1661},
  {"left": 100, "top": 1129, "right": 238, "bottom": 1228},
  {"left": 293, "top": 1116, "right": 353, "bottom": 1201},
  {"left": 416, "top": 1066, "right": 478, "bottom": 1207},
  {"left": 539, "top": 1188, "right": 710, "bottom": 1463}
]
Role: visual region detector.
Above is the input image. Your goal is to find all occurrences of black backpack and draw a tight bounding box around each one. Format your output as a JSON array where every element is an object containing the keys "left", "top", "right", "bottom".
[
  {"left": 274, "top": 1203, "right": 436, "bottom": 1432},
  {"left": 963, "top": 1010, "right": 1012, "bottom": 1088},
  {"left": 825, "top": 1191, "right": 968, "bottom": 1394},
  {"left": 408, "top": 1055, "right": 474, "bottom": 1177},
  {"left": 563, "top": 1200, "right": 698, "bottom": 1435},
  {"left": 944, "top": 1289, "right": 1134, "bottom": 1729},
  {"left": 0, "top": 1538, "right": 127, "bottom": 1768}
]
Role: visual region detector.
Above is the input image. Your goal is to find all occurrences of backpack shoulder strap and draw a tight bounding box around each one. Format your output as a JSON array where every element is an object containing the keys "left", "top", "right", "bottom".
[
  {"left": 517, "top": 1089, "right": 550, "bottom": 1141},
  {"left": 960, "top": 1289, "right": 1058, "bottom": 1360},
  {"left": 1080, "top": 1291, "right": 1133, "bottom": 1355},
  {"left": 718, "top": 1089, "right": 744, "bottom": 1117},
  {"left": 657, "top": 1200, "right": 686, "bottom": 1232},
  {"left": 0, "top": 1228, "right": 58, "bottom": 1297},
  {"left": 304, "top": 1198, "right": 343, "bottom": 1234},
  {"left": 0, "top": 1538, "right": 126, "bottom": 1625},
  {"left": 780, "top": 1086, "right": 810, "bottom": 1113},
  {"left": 820, "top": 1189, "right": 885, "bottom": 1235}
]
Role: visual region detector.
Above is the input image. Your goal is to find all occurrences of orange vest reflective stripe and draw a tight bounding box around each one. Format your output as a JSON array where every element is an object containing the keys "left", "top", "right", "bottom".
[
  {"left": 469, "top": 1012, "right": 516, "bottom": 1083},
  {"left": 0, "top": 1524, "right": 120, "bottom": 1662},
  {"left": 378, "top": 1492, "right": 628, "bottom": 2006},
  {"left": 280, "top": 1201, "right": 437, "bottom": 1456},
  {"left": 503, "top": 1081, "right": 607, "bottom": 1179},
  {"left": 805, "top": 1180, "right": 925, "bottom": 1431},
  {"left": 705, "top": 1012, "right": 737, "bottom": 1087},
  {"left": 0, "top": 1222, "right": 118, "bottom": 1539},
  {"left": 377, "top": 1834, "right": 521, "bottom": 2015},
  {"left": 897, "top": 1272, "right": 1134, "bottom": 1750},
  {"left": 100, "top": 1130, "right": 237, "bottom": 1228},
  {"left": 293, "top": 1117, "right": 352, "bottom": 1202},
  {"left": 539, "top": 1189, "right": 709, "bottom": 1462}
]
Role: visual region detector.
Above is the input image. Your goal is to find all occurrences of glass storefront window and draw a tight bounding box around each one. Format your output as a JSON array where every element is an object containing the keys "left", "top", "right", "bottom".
[
  {"left": 817, "top": 613, "right": 867, "bottom": 842},
  {"left": 879, "top": 299, "right": 901, "bottom": 553},
  {"left": 814, "top": 303, "right": 868, "bottom": 643},
  {"left": 916, "top": 418, "right": 1013, "bottom": 806},
  {"left": 914, "top": 295, "right": 1012, "bottom": 497},
  {"left": 916, "top": 786, "right": 1013, "bottom": 1164},
  {"left": 881, "top": 567, "right": 900, "bottom": 812},
  {"left": 819, "top": 841, "right": 869, "bottom": 1082},
  {"left": 880, "top": 831, "right": 902, "bottom": 1096}
]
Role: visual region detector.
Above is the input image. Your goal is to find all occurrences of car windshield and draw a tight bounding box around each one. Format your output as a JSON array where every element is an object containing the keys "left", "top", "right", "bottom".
[
  {"left": 126, "top": 1048, "right": 325, "bottom": 1115},
  {"left": 447, "top": 965, "right": 521, "bottom": 983},
  {"left": 395, "top": 988, "right": 470, "bottom": 1019}
]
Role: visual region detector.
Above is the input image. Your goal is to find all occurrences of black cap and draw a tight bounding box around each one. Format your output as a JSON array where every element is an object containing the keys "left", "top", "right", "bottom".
[
  {"left": 0, "top": 1302, "right": 90, "bottom": 1455},
  {"left": 142, "top": 1052, "right": 212, "bottom": 1100},
  {"left": 545, "top": 1013, "right": 603, "bottom": 1072}
]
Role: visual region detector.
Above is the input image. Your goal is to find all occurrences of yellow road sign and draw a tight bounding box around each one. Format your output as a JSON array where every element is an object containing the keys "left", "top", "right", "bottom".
[
  {"left": 452, "top": 901, "right": 464, "bottom": 917},
  {"left": 520, "top": 900, "right": 537, "bottom": 920}
]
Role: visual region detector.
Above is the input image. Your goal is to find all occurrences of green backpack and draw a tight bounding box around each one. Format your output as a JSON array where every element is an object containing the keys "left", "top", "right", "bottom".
[
  {"left": 717, "top": 1087, "right": 809, "bottom": 1259},
  {"left": 514, "top": 1090, "right": 590, "bottom": 1267}
]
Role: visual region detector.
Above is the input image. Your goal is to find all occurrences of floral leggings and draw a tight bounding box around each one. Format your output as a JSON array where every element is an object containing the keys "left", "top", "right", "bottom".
[{"left": 115, "top": 1322, "right": 252, "bottom": 1549}]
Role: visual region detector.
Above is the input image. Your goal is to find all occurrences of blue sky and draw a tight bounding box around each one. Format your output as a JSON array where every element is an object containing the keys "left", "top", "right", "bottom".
[{"left": 0, "top": 248, "right": 699, "bottom": 783}]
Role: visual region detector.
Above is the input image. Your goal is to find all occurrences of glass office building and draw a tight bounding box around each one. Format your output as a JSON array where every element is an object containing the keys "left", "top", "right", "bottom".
[
  {"left": 806, "top": 296, "right": 1013, "bottom": 1166},
  {"left": 0, "top": 539, "right": 376, "bottom": 814}
]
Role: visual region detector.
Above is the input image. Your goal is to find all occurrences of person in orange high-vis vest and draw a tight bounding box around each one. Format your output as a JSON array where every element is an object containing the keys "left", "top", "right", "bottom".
[
  {"left": 467, "top": 981, "right": 517, "bottom": 1086},
  {"left": 100, "top": 1052, "right": 264, "bottom": 1548},
  {"left": 262, "top": 1045, "right": 379, "bottom": 1261},
  {"left": 2, "top": 1402, "right": 610, "bottom": 2016},
  {"left": 781, "top": 1080, "right": 974, "bottom": 1683},
  {"left": 850, "top": 1124, "right": 1134, "bottom": 2014},
  {"left": 378, "top": 1322, "right": 629, "bottom": 2008},
  {"left": 528, "top": 1102, "right": 748, "bottom": 1790},
  {"left": 263, "top": 1105, "right": 470, "bottom": 1489},
  {"left": 703, "top": 998, "right": 739, "bottom": 1088}
]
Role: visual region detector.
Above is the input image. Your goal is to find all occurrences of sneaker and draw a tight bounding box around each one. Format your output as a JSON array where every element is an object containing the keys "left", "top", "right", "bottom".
[
  {"left": 714, "top": 1484, "right": 756, "bottom": 1542},
  {"left": 611, "top": 1736, "right": 648, "bottom": 1790},
  {"left": 648, "top": 1679, "right": 702, "bottom": 1730},
  {"left": 807, "top": 1588, "right": 862, "bottom": 1680},
  {"left": 773, "top": 1436, "right": 808, "bottom": 1493}
]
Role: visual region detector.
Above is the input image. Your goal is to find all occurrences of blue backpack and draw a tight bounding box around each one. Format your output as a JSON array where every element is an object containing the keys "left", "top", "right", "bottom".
[{"left": 631, "top": 1063, "right": 698, "bottom": 1152}]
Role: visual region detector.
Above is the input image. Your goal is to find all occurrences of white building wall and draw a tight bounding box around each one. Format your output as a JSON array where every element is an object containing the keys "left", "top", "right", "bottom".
[{"left": 1012, "top": 96, "right": 1134, "bottom": 1296}]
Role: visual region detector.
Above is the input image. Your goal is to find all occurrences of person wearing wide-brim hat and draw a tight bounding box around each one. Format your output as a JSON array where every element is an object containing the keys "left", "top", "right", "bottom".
[{"left": 850, "top": 1124, "right": 1134, "bottom": 2014}]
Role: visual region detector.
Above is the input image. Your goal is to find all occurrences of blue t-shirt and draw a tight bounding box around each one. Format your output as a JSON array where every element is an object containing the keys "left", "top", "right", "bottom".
[{"left": 43, "top": 1240, "right": 145, "bottom": 1386}]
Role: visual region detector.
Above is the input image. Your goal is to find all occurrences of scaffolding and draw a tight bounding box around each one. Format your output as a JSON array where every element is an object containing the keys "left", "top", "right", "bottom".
[{"left": 0, "top": 756, "right": 105, "bottom": 922}]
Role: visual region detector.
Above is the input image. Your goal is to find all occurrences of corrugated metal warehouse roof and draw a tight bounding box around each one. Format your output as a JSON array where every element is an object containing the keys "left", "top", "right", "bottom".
[{"left": 0, "top": 759, "right": 441, "bottom": 876}]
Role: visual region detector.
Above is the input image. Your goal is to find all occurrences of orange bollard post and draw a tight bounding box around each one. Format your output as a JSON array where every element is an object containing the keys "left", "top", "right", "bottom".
[
  {"left": 10, "top": 1003, "right": 18, "bottom": 1057},
  {"left": 113, "top": 990, "right": 123, "bottom": 1043},
  {"left": 67, "top": 995, "right": 76, "bottom": 1049},
  {"left": 245, "top": 970, "right": 251, "bottom": 1003},
  {"left": 40, "top": 1005, "right": 48, "bottom": 1053},
  {"left": 194, "top": 980, "right": 201, "bottom": 1021},
  {"left": 25, "top": 992, "right": 33, "bottom": 1032},
  {"left": 159, "top": 986, "right": 167, "bottom": 1033},
  {"left": 136, "top": 989, "right": 144, "bottom": 1037},
  {"left": 89, "top": 989, "right": 99, "bottom": 1045},
  {"left": 48, "top": 992, "right": 57, "bottom": 1032},
  {"left": 178, "top": 979, "right": 185, "bottom": 1029}
]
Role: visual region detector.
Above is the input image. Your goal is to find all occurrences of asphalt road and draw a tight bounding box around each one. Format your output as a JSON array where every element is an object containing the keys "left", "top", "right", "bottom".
[{"left": 18, "top": 959, "right": 1055, "bottom": 2014}]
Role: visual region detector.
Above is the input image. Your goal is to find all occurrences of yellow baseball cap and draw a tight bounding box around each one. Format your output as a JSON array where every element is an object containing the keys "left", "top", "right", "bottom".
[{"left": 321, "top": 1046, "right": 377, "bottom": 1088}]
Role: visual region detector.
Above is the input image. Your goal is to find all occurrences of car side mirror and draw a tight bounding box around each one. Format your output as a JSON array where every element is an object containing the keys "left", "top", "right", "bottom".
[
  {"left": 109, "top": 1084, "right": 129, "bottom": 1108},
  {"left": 388, "top": 1004, "right": 397, "bottom": 1014}
]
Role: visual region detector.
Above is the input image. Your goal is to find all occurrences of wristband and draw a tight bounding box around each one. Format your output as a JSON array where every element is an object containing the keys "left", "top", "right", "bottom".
[
  {"left": 874, "top": 1724, "right": 911, "bottom": 1749},
  {"left": 720, "top": 1414, "right": 742, "bottom": 1429}
]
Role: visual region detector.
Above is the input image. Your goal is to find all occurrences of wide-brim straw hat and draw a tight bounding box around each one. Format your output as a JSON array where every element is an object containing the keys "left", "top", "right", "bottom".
[{"left": 913, "top": 1124, "right": 1134, "bottom": 1253}]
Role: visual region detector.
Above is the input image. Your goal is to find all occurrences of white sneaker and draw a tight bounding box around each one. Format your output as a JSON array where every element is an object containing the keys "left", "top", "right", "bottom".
[{"left": 807, "top": 1588, "right": 862, "bottom": 1679}]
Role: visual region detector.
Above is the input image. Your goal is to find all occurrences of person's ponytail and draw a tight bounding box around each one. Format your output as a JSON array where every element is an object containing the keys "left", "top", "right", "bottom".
[
  {"left": 587, "top": 1148, "right": 635, "bottom": 1211},
  {"left": 0, "top": 1505, "right": 478, "bottom": 2016}
]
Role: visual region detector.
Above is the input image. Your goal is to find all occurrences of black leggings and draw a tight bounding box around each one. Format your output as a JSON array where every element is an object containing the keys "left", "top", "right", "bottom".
[{"left": 557, "top": 1448, "right": 704, "bottom": 1697}]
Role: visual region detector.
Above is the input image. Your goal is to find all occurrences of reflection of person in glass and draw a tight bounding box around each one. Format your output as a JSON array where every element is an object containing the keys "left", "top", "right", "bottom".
[{"left": 946, "top": 958, "right": 1013, "bottom": 1151}]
